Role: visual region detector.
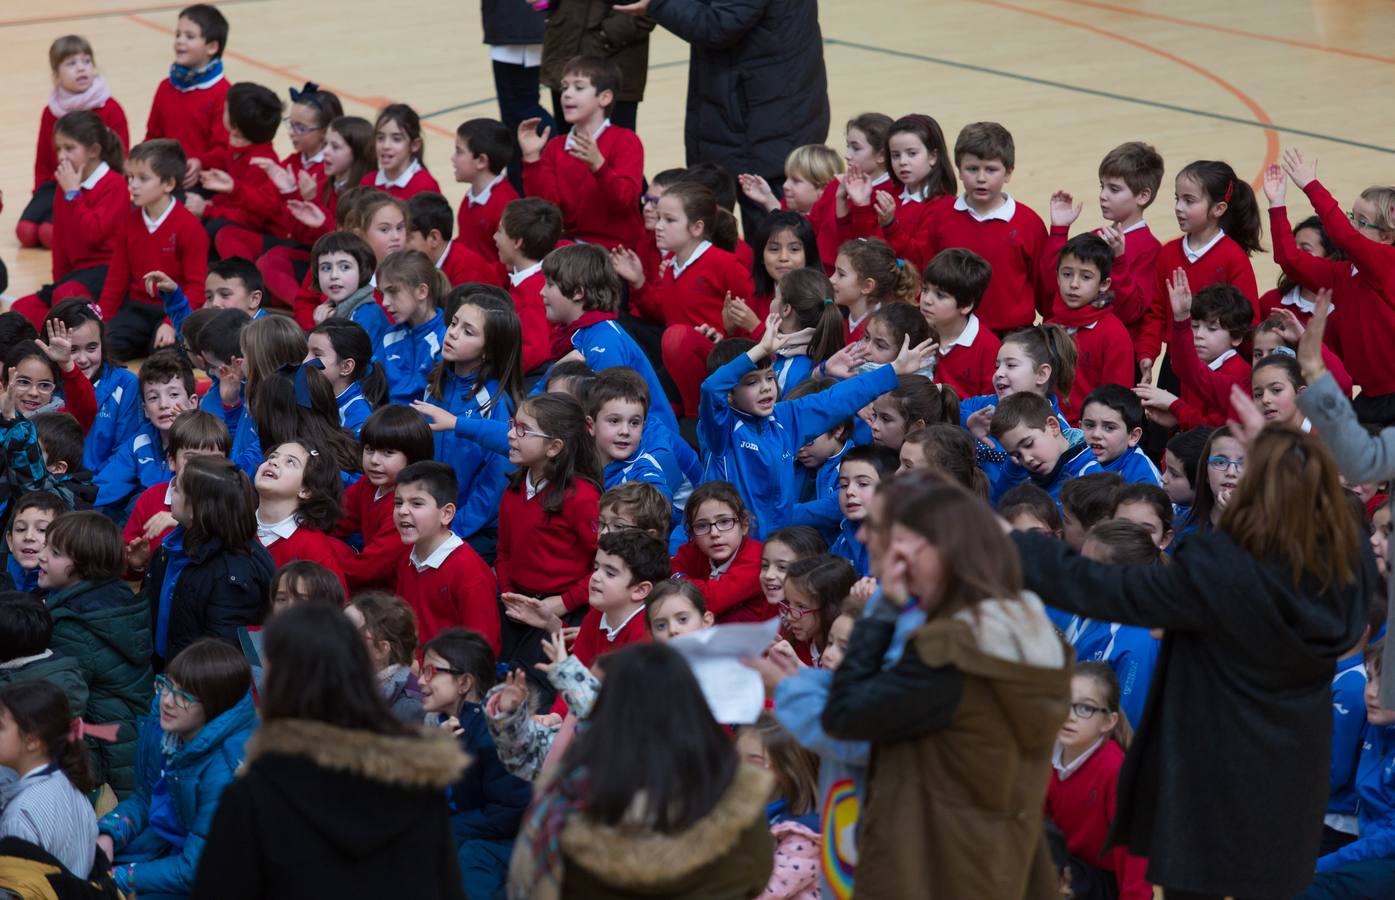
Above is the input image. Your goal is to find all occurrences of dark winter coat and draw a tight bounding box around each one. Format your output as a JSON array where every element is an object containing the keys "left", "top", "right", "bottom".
[
  {"left": 146, "top": 536, "right": 275, "bottom": 664},
  {"left": 446, "top": 701, "right": 532, "bottom": 842},
  {"left": 646, "top": 0, "right": 829, "bottom": 178},
  {"left": 540, "top": 0, "right": 655, "bottom": 102},
  {"left": 481, "top": 0, "right": 545, "bottom": 46},
  {"left": 189, "top": 718, "right": 469, "bottom": 900},
  {"left": 47, "top": 579, "right": 153, "bottom": 796},
  {"left": 0, "top": 649, "right": 89, "bottom": 718},
  {"left": 1012, "top": 529, "right": 1371, "bottom": 898}
]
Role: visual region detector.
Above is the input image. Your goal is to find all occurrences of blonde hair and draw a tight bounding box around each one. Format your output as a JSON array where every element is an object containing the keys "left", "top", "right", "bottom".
[
  {"left": 785, "top": 144, "right": 844, "bottom": 191},
  {"left": 1359, "top": 186, "right": 1395, "bottom": 234},
  {"left": 49, "top": 35, "right": 94, "bottom": 72}
]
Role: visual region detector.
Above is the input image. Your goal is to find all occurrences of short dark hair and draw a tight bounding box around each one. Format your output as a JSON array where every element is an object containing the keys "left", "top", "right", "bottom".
[
  {"left": 179, "top": 4, "right": 229, "bottom": 55},
  {"left": 360, "top": 404, "right": 435, "bottom": 464},
  {"left": 543, "top": 359, "right": 597, "bottom": 399},
  {"left": 1166, "top": 427, "right": 1214, "bottom": 489},
  {"left": 1191, "top": 284, "right": 1254, "bottom": 341},
  {"left": 45, "top": 511, "right": 123, "bottom": 581},
  {"left": 989, "top": 391, "right": 1056, "bottom": 441},
  {"left": 561, "top": 55, "right": 623, "bottom": 110},
  {"left": 138, "top": 348, "right": 196, "bottom": 396},
  {"left": 998, "top": 483, "right": 1062, "bottom": 532},
  {"left": 1112, "top": 482, "right": 1173, "bottom": 533},
  {"left": 0, "top": 592, "right": 52, "bottom": 660},
  {"left": 166, "top": 638, "right": 252, "bottom": 721},
  {"left": 0, "top": 313, "right": 38, "bottom": 351},
  {"left": 501, "top": 198, "right": 563, "bottom": 262},
  {"left": 10, "top": 491, "right": 66, "bottom": 525},
  {"left": 1085, "top": 519, "right": 1163, "bottom": 566},
  {"left": 200, "top": 308, "right": 252, "bottom": 364},
  {"left": 707, "top": 337, "right": 761, "bottom": 375},
  {"left": 1081, "top": 383, "right": 1144, "bottom": 433},
  {"left": 1098, "top": 141, "right": 1165, "bottom": 206},
  {"left": 167, "top": 409, "right": 232, "bottom": 457},
  {"left": 32, "top": 413, "right": 84, "bottom": 474},
  {"left": 226, "top": 83, "right": 282, "bottom": 144},
  {"left": 456, "top": 119, "right": 513, "bottom": 173},
  {"left": 922, "top": 248, "right": 991, "bottom": 312},
  {"left": 684, "top": 481, "right": 749, "bottom": 534},
  {"left": 954, "top": 121, "right": 1015, "bottom": 169},
  {"left": 126, "top": 139, "right": 186, "bottom": 185},
  {"left": 209, "top": 256, "right": 266, "bottom": 299},
  {"left": 180, "top": 307, "right": 222, "bottom": 356},
  {"left": 310, "top": 231, "right": 377, "bottom": 290},
  {"left": 406, "top": 192, "right": 454, "bottom": 243},
  {"left": 597, "top": 530, "right": 671, "bottom": 586},
  {"left": 679, "top": 161, "right": 738, "bottom": 213},
  {"left": 1060, "top": 472, "right": 1125, "bottom": 531},
  {"left": 1058, "top": 233, "right": 1114, "bottom": 281},
  {"left": 586, "top": 368, "right": 649, "bottom": 418},
  {"left": 396, "top": 461, "right": 458, "bottom": 507},
  {"left": 541, "top": 244, "right": 620, "bottom": 312},
  {"left": 841, "top": 444, "right": 900, "bottom": 480}
]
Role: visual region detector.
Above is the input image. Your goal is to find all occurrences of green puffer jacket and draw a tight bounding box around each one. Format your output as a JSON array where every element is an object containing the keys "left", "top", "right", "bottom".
[
  {"left": 0, "top": 650, "right": 90, "bottom": 717},
  {"left": 47, "top": 579, "right": 153, "bottom": 798}
]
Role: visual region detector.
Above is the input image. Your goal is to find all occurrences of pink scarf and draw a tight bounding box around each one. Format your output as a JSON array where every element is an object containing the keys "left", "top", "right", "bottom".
[{"left": 48, "top": 74, "right": 112, "bottom": 118}]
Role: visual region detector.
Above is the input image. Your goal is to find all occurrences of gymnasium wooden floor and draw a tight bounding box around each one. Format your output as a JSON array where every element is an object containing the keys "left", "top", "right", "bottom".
[{"left": 2, "top": 0, "right": 1394, "bottom": 300}]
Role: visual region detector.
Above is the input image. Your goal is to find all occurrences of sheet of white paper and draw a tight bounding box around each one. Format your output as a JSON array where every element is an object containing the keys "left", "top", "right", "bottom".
[{"left": 668, "top": 618, "right": 781, "bottom": 724}]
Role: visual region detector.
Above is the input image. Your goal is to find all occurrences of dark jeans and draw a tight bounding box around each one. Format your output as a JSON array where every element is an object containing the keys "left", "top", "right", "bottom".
[
  {"left": 106, "top": 300, "right": 167, "bottom": 362},
  {"left": 20, "top": 181, "right": 56, "bottom": 224},
  {"left": 738, "top": 174, "right": 785, "bottom": 254},
  {"left": 1294, "top": 859, "right": 1395, "bottom": 899},
  {"left": 549, "top": 90, "right": 638, "bottom": 133},
  {"left": 499, "top": 602, "right": 587, "bottom": 710},
  {"left": 491, "top": 60, "right": 549, "bottom": 194}
]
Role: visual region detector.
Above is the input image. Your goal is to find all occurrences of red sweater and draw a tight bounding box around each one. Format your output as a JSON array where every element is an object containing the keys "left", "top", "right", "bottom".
[
  {"left": 510, "top": 267, "right": 553, "bottom": 374},
  {"left": 934, "top": 315, "right": 1000, "bottom": 399},
  {"left": 630, "top": 244, "right": 754, "bottom": 328},
  {"left": 1272, "top": 183, "right": 1395, "bottom": 396},
  {"left": 34, "top": 99, "right": 130, "bottom": 190},
  {"left": 334, "top": 479, "right": 409, "bottom": 591},
  {"left": 204, "top": 142, "right": 283, "bottom": 232},
  {"left": 262, "top": 525, "right": 350, "bottom": 594},
  {"left": 671, "top": 538, "right": 771, "bottom": 624},
  {"left": 521, "top": 126, "right": 644, "bottom": 251},
  {"left": 98, "top": 203, "right": 209, "bottom": 320},
  {"left": 571, "top": 606, "right": 650, "bottom": 668},
  {"left": 1046, "top": 223, "right": 1160, "bottom": 356},
  {"left": 358, "top": 166, "right": 442, "bottom": 201},
  {"left": 1135, "top": 235, "right": 1257, "bottom": 363},
  {"left": 457, "top": 177, "right": 519, "bottom": 268},
  {"left": 145, "top": 77, "right": 230, "bottom": 166},
  {"left": 1044, "top": 740, "right": 1152, "bottom": 900},
  {"left": 809, "top": 177, "right": 899, "bottom": 272},
  {"left": 495, "top": 478, "right": 601, "bottom": 595},
  {"left": 852, "top": 192, "right": 953, "bottom": 270},
  {"left": 283, "top": 187, "right": 339, "bottom": 248},
  {"left": 395, "top": 537, "right": 500, "bottom": 650},
  {"left": 915, "top": 198, "right": 1052, "bottom": 332},
  {"left": 440, "top": 240, "right": 500, "bottom": 288},
  {"left": 57, "top": 365, "right": 96, "bottom": 433},
  {"left": 121, "top": 481, "right": 174, "bottom": 579},
  {"left": 51, "top": 166, "right": 127, "bottom": 280},
  {"left": 1166, "top": 318, "right": 1251, "bottom": 429},
  {"left": 285, "top": 150, "right": 329, "bottom": 201},
  {"left": 1055, "top": 312, "right": 1134, "bottom": 422}
]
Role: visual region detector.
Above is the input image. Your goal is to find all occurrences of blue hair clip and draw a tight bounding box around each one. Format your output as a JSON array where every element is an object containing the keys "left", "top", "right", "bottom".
[
  {"left": 280, "top": 359, "right": 325, "bottom": 409},
  {"left": 288, "top": 82, "right": 321, "bottom": 105},
  {"left": 494, "top": 662, "right": 513, "bottom": 680},
  {"left": 1271, "top": 346, "right": 1297, "bottom": 359}
]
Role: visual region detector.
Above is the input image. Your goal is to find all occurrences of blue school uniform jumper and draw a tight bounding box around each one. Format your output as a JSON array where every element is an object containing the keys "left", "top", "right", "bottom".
[
  {"left": 83, "top": 364, "right": 142, "bottom": 474},
  {"left": 378, "top": 310, "right": 446, "bottom": 405},
  {"left": 960, "top": 392, "right": 1079, "bottom": 503},
  {"left": 791, "top": 438, "right": 853, "bottom": 546},
  {"left": 432, "top": 373, "right": 514, "bottom": 542},
  {"left": 1063, "top": 617, "right": 1160, "bottom": 729},
  {"left": 772, "top": 352, "right": 815, "bottom": 396},
  {"left": 94, "top": 421, "right": 171, "bottom": 511},
  {"left": 1327, "top": 655, "right": 1369, "bottom": 840},
  {"left": 830, "top": 517, "right": 870, "bottom": 577},
  {"left": 351, "top": 297, "right": 391, "bottom": 348},
  {"left": 1032, "top": 441, "right": 1094, "bottom": 507},
  {"left": 1079, "top": 444, "right": 1164, "bottom": 486},
  {"left": 699, "top": 354, "right": 898, "bottom": 540},
  {"left": 229, "top": 410, "right": 262, "bottom": 478},
  {"left": 5, "top": 556, "right": 38, "bottom": 593},
  {"left": 337, "top": 382, "right": 371, "bottom": 437},
  {"left": 1301, "top": 725, "right": 1395, "bottom": 899},
  {"left": 603, "top": 448, "right": 671, "bottom": 498}
]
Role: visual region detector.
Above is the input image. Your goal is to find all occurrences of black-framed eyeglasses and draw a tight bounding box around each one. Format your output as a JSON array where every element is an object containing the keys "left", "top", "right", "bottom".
[
  {"left": 422, "top": 663, "right": 461, "bottom": 681},
  {"left": 1069, "top": 702, "right": 1109, "bottom": 720},
  {"left": 691, "top": 516, "right": 739, "bottom": 537},
  {"left": 155, "top": 675, "right": 199, "bottom": 709}
]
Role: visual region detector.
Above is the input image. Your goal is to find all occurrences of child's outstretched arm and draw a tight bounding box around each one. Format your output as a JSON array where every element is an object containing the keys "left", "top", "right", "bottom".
[
  {"left": 484, "top": 671, "right": 559, "bottom": 782},
  {"left": 1285, "top": 148, "right": 1395, "bottom": 292},
  {"left": 783, "top": 334, "right": 936, "bottom": 447}
]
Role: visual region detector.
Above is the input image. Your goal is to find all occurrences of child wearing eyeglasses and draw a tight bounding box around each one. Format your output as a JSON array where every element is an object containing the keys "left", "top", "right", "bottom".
[
  {"left": 670, "top": 481, "right": 768, "bottom": 624},
  {"left": 778, "top": 554, "right": 857, "bottom": 667},
  {"left": 1043, "top": 662, "right": 1152, "bottom": 900},
  {"left": 97, "top": 639, "right": 256, "bottom": 897}
]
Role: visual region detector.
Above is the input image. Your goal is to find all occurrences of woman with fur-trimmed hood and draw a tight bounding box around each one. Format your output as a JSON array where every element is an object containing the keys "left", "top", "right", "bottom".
[
  {"left": 508, "top": 643, "right": 775, "bottom": 900},
  {"left": 822, "top": 476, "right": 1073, "bottom": 900},
  {"left": 190, "top": 604, "right": 470, "bottom": 900}
]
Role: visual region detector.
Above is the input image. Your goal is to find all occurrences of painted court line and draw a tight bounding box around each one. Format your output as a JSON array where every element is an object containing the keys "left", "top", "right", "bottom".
[{"left": 0, "top": 0, "right": 265, "bottom": 29}]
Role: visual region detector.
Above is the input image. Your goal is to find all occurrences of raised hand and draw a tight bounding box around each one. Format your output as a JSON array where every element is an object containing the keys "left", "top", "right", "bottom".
[
  {"left": 722, "top": 292, "right": 759, "bottom": 335},
  {"left": 312, "top": 300, "right": 335, "bottom": 325},
  {"left": 1297, "top": 288, "right": 1333, "bottom": 382},
  {"left": 754, "top": 310, "right": 785, "bottom": 358},
  {"left": 1049, "top": 190, "right": 1082, "bottom": 228},
  {"left": 1100, "top": 222, "right": 1126, "bottom": 258},
  {"left": 152, "top": 322, "right": 177, "bottom": 349},
  {"left": 502, "top": 592, "right": 562, "bottom": 633},
  {"left": 1270, "top": 306, "right": 1305, "bottom": 344},
  {"left": 1226, "top": 384, "right": 1268, "bottom": 447},
  {"left": 1134, "top": 383, "right": 1179, "bottom": 412},
  {"left": 822, "top": 341, "right": 870, "bottom": 380},
  {"left": 738, "top": 173, "right": 779, "bottom": 212},
  {"left": 199, "top": 169, "right": 234, "bottom": 194},
  {"left": 566, "top": 125, "right": 605, "bottom": 172},
  {"left": 1281, "top": 147, "right": 1317, "bottom": 189},
  {"left": 286, "top": 199, "right": 326, "bottom": 230},
  {"left": 517, "top": 118, "right": 551, "bottom": 163},
  {"left": 1262, "top": 163, "right": 1287, "bottom": 207},
  {"left": 54, "top": 159, "right": 83, "bottom": 194},
  {"left": 297, "top": 169, "right": 318, "bottom": 200},
  {"left": 36, "top": 319, "right": 75, "bottom": 372},
  {"left": 488, "top": 669, "right": 531, "bottom": 716},
  {"left": 874, "top": 191, "right": 897, "bottom": 226},
  {"left": 607, "top": 246, "right": 645, "bottom": 288},
  {"left": 965, "top": 404, "right": 995, "bottom": 441},
  {"left": 411, "top": 400, "right": 458, "bottom": 432},
  {"left": 143, "top": 270, "right": 178, "bottom": 296},
  {"left": 537, "top": 629, "right": 570, "bottom": 671},
  {"left": 249, "top": 157, "right": 297, "bottom": 194},
  {"left": 891, "top": 336, "right": 939, "bottom": 375},
  {"left": 1166, "top": 268, "right": 1193, "bottom": 320},
  {"left": 843, "top": 166, "right": 873, "bottom": 207},
  {"left": 849, "top": 576, "right": 877, "bottom": 606},
  {"left": 0, "top": 381, "right": 18, "bottom": 421}
]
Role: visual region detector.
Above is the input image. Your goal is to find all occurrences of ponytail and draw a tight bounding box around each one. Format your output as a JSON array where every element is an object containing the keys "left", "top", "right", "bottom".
[
  {"left": 0, "top": 681, "right": 95, "bottom": 794},
  {"left": 54, "top": 110, "right": 124, "bottom": 172},
  {"left": 666, "top": 183, "right": 738, "bottom": 253},
  {"left": 1179, "top": 160, "right": 1264, "bottom": 256},
  {"left": 1003, "top": 324, "right": 1077, "bottom": 399},
  {"left": 839, "top": 238, "right": 920, "bottom": 305},
  {"left": 311, "top": 319, "right": 387, "bottom": 408},
  {"left": 777, "top": 268, "right": 846, "bottom": 364}
]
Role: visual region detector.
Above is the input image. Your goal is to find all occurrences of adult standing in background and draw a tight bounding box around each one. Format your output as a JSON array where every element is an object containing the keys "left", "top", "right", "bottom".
[
  {"left": 481, "top": 0, "right": 551, "bottom": 191},
  {"left": 615, "top": 0, "right": 830, "bottom": 241},
  {"left": 541, "top": 0, "right": 655, "bottom": 132}
]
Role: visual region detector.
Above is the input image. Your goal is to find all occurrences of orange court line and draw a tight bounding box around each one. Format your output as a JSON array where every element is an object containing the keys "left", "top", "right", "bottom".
[
  {"left": 0, "top": 0, "right": 261, "bottom": 29},
  {"left": 968, "top": 0, "right": 1281, "bottom": 186},
  {"left": 1053, "top": 0, "right": 1395, "bottom": 66},
  {"left": 122, "top": 13, "right": 459, "bottom": 138}
]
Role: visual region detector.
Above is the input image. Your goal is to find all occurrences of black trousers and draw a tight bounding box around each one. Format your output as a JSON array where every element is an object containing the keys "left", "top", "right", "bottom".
[
  {"left": 106, "top": 300, "right": 167, "bottom": 362},
  {"left": 491, "top": 59, "right": 550, "bottom": 194}
]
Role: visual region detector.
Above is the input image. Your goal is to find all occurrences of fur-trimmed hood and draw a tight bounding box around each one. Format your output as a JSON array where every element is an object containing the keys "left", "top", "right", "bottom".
[
  {"left": 561, "top": 763, "right": 773, "bottom": 888},
  {"left": 246, "top": 718, "right": 468, "bottom": 788}
]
